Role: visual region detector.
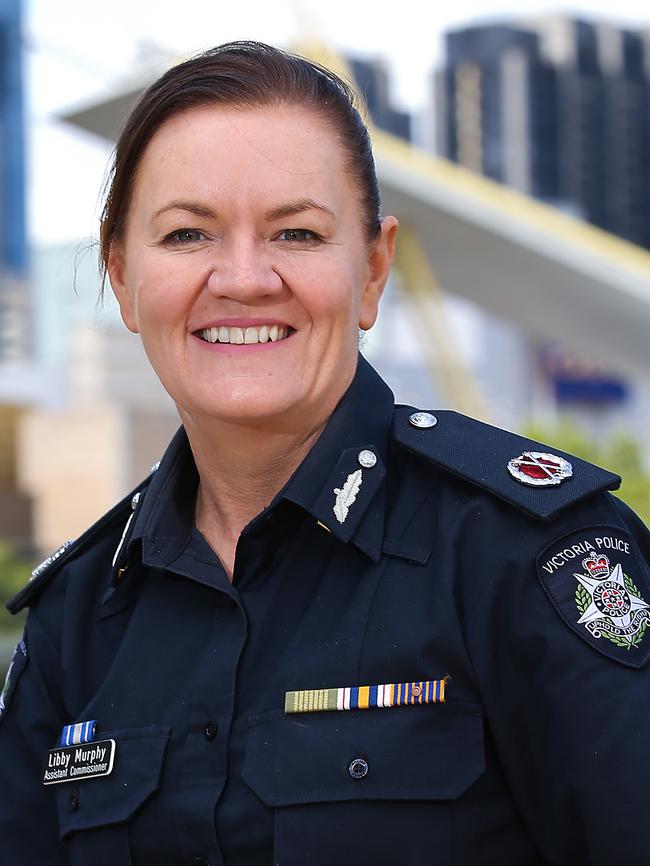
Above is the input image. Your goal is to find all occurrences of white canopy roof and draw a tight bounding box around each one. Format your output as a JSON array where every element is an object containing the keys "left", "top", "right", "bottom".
[{"left": 61, "top": 81, "right": 650, "bottom": 382}]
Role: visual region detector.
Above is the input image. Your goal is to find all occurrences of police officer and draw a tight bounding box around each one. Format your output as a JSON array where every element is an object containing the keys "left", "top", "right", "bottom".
[{"left": 1, "top": 42, "right": 649, "bottom": 866}]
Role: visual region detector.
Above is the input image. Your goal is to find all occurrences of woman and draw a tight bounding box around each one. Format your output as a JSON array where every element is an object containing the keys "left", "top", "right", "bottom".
[{"left": 1, "top": 41, "right": 649, "bottom": 866}]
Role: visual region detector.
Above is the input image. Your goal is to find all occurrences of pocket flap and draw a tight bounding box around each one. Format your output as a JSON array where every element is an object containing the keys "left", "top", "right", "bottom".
[
  {"left": 243, "top": 703, "right": 484, "bottom": 806},
  {"left": 57, "top": 726, "right": 170, "bottom": 837}
]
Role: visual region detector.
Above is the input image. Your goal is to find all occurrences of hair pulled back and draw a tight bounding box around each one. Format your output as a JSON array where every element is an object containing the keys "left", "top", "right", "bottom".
[{"left": 99, "top": 41, "right": 381, "bottom": 285}]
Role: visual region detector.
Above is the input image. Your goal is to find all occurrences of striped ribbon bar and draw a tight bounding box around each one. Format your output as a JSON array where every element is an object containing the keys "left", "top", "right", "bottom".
[
  {"left": 285, "top": 679, "right": 448, "bottom": 714},
  {"left": 58, "top": 720, "right": 97, "bottom": 747}
]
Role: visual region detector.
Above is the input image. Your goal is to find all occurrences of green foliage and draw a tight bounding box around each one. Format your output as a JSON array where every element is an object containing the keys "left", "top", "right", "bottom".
[
  {"left": 0, "top": 543, "right": 29, "bottom": 634},
  {"left": 524, "top": 422, "right": 650, "bottom": 525}
]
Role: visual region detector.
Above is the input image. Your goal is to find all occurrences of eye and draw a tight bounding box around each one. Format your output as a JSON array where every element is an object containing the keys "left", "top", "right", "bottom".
[
  {"left": 163, "top": 228, "right": 207, "bottom": 245},
  {"left": 276, "top": 228, "right": 321, "bottom": 244}
]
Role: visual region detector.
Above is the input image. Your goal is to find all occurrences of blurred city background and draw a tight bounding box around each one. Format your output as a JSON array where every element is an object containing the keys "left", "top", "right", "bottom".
[{"left": 1, "top": 0, "right": 650, "bottom": 650}]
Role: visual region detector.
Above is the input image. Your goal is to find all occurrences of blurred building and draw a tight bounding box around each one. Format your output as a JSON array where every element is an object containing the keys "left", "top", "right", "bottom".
[
  {"left": 16, "top": 242, "right": 177, "bottom": 556},
  {"left": 436, "top": 16, "right": 650, "bottom": 248},
  {"left": 433, "top": 15, "right": 650, "bottom": 451},
  {"left": 0, "top": 0, "right": 28, "bottom": 360},
  {"left": 348, "top": 56, "right": 412, "bottom": 141},
  {"left": 0, "top": 0, "right": 33, "bottom": 551}
]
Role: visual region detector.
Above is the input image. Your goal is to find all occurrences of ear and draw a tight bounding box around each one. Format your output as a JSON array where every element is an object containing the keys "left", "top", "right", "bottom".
[
  {"left": 359, "top": 216, "right": 398, "bottom": 330},
  {"left": 107, "top": 242, "right": 139, "bottom": 334}
]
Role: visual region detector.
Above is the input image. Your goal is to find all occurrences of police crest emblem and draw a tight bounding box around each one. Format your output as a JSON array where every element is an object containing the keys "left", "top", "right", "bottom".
[
  {"left": 573, "top": 552, "right": 650, "bottom": 649},
  {"left": 537, "top": 526, "right": 650, "bottom": 668}
]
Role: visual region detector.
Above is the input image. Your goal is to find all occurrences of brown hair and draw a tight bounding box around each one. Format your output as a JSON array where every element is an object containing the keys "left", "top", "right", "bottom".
[{"left": 99, "top": 41, "right": 382, "bottom": 286}]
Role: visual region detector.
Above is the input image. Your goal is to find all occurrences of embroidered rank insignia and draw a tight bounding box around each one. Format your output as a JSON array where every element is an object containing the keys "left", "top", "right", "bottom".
[
  {"left": 537, "top": 526, "right": 650, "bottom": 668},
  {"left": 30, "top": 539, "right": 76, "bottom": 581},
  {"left": 333, "top": 469, "right": 363, "bottom": 524},
  {"left": 285, "top": 678, "right": 448, "bottom": 714},
  {"left": 0, "top": 633, "right": 28, "bottom": 723},
  {"left": 508, "top": 451, "right": 573, "bottom": 486}
]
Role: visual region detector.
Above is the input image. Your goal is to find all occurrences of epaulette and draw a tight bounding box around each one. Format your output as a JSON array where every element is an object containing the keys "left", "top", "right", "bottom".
[
  {"left": 393, "top": 407, "right": 621, "bottom": 522},
  {"left": 7, "top": 475, "right": 153, "bottom": 615}
]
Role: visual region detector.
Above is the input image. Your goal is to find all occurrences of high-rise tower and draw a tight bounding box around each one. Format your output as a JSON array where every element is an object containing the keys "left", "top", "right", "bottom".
[
  {"left": 436, "top": 17, "right": 650, "bottom": 249},
  {"left": 0, "top": 0, "right": 28, "bottom": 362}
]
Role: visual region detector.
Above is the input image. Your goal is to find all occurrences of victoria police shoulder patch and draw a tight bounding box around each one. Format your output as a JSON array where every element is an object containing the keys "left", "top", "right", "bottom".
[
  {"left": 537, "top": 526, "right": 650, "bottom": 668},
  {"left": 0, "top": 632, "right": 28, "bottom": 724}
]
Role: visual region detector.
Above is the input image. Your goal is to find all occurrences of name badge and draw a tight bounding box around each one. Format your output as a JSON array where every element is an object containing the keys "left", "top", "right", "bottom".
[{"left": 42, "top": 738, "right": 116, "bottom": 785}]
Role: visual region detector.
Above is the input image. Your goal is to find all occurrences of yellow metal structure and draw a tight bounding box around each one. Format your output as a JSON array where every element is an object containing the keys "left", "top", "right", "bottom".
[
  {"left": 395, "top": 225, "right": 489, "bottom": 419},
  {"left": 374, "top": 128, "right": 650, "bottom": 279}
]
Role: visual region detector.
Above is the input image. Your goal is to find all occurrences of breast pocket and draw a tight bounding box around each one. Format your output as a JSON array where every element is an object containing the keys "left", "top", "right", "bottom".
[
  {"left": 55, "top": 726, "right": 170, "bottom": 866},
  {"left": 243, "top": 702, "right": 484, "bottom": 866}
]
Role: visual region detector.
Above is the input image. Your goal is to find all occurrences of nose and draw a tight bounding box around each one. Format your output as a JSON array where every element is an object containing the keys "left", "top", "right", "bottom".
[{"left": 205, "top": 235, "right": 284, "bottom": 302}]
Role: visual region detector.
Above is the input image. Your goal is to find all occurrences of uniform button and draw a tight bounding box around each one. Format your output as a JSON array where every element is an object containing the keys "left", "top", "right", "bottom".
[
  {"left": 358, "top": 449, "right": 377, "bottom": 468},
  {"left": 203, "top": 720, "right": 218, "bottom": 741},
  {"left": 409, "top": 411, "right": 437, "bottom": 429},
  {"left": 69, "top": 786, "right": 80, "bottom": 811},
  {"left": 348, "top": 757, "right": 369, "bottom": 780}
]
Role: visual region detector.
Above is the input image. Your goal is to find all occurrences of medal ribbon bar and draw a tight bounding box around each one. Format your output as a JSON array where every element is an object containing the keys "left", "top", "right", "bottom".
[
  {"left": 58, "top": 720, "right": 97, "bottom": 747},
  {"left": 285, "top": 679, "right": 448, "bottom": 714}
]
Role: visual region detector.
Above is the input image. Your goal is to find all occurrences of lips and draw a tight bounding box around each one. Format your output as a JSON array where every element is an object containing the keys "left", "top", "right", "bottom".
[{"left": 196, "top": 324, "right": 293, "bottom": 345}]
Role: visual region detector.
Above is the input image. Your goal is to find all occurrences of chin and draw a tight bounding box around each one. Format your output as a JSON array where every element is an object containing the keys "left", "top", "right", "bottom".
[{"left": 188, "top": 387, "right": 310, "bottom": 429}]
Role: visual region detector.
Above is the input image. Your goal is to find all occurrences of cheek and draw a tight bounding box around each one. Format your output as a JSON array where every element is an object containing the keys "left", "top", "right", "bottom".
[
  {"left": 293, "top": 256, "right": 365, "bottom": 328},
  {"left": 305, "top": 287, "right": 361, "bottom": 339},
  {"left": 131, "top": 262, "right": 194, "bottom": 334}
]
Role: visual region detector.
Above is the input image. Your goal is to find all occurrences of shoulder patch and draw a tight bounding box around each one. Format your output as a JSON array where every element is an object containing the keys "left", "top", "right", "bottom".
[
  {"left": 0, "top": 632, "right": 28, "bottom": 724},
  {"left": 6, "top": 476, "right": 152, "bottom": 615},
  {"left": 537, "top": 526, "right": 650, "bottom": 668},
  {"left": 393, "top": 407, "right": 620, "bottom": 521}
]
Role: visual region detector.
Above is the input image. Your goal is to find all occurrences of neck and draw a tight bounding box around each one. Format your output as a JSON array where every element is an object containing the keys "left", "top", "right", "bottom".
[{"left": 181, "top": 410, "right": 327, "bottom": 577}]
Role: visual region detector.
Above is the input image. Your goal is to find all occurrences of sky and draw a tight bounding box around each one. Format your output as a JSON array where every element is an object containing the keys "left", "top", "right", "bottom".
[{"left": 26, "top": 0, "right": 650, "bottom": 246}]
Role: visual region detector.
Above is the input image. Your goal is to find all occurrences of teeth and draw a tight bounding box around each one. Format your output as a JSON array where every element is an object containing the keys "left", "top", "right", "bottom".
[{"left": 199, "top": 325, "right": 291, "bottom": 345}]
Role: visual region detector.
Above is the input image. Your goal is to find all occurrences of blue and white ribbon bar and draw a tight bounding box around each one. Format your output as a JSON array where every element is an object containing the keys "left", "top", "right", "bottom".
[
  {"left": 58, "top": 720, "right": 97, "bottom": 747},
  {"left": 285, "top": 678, "right": 448, "bottom": 714}
]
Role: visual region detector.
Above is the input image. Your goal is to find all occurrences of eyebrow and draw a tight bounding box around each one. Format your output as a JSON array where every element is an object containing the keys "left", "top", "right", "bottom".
[
  {"left": 151, "top": 197, "right": 336, "bottom": 222},
  {"left": 151, "top": 200, "right": 217, "bottom": 221},
  {"left": 264, "top": 198, "right": 336, "bottom": 221}
]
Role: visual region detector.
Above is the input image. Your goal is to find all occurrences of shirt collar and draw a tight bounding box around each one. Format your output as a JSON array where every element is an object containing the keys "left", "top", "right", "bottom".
[
  {"left": 279, "top": 355, "right": 393, "bottom": 561},
  {"left": 123, "top": 424, "right": 196, "bottom": 571},
  {"left": 119, "top": 354, "right": 394, "bottom": 574}
]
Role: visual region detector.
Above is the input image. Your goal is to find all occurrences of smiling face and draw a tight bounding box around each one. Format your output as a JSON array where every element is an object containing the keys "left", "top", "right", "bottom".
[{"left": 108, "top": 104, "right": 397, "bottom": 434}]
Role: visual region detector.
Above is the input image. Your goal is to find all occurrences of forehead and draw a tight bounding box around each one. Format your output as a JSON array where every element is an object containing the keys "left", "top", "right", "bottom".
[{"left": 130, "top": 104, "right": 351, "bottom": 215}]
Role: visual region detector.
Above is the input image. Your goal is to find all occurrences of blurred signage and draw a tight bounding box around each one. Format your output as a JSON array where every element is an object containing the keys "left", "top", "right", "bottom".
[{"left": 541, "top": 344, "right": 627, "bottom": 404}]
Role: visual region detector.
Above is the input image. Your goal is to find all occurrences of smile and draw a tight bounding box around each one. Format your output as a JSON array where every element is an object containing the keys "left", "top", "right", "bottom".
[{"left": 197, "top": 325, "right": 293, "bottom": 345}]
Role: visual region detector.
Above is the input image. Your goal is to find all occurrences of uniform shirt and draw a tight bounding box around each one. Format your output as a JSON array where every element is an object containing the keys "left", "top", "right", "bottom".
[{"left": 1, "top": 356, "right": 650, "bottom": 866}]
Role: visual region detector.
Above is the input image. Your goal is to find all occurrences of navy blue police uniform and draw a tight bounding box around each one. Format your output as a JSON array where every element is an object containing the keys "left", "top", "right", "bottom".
[{"left": 1, "top": 356, "right": 649, "bottom": 866}]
